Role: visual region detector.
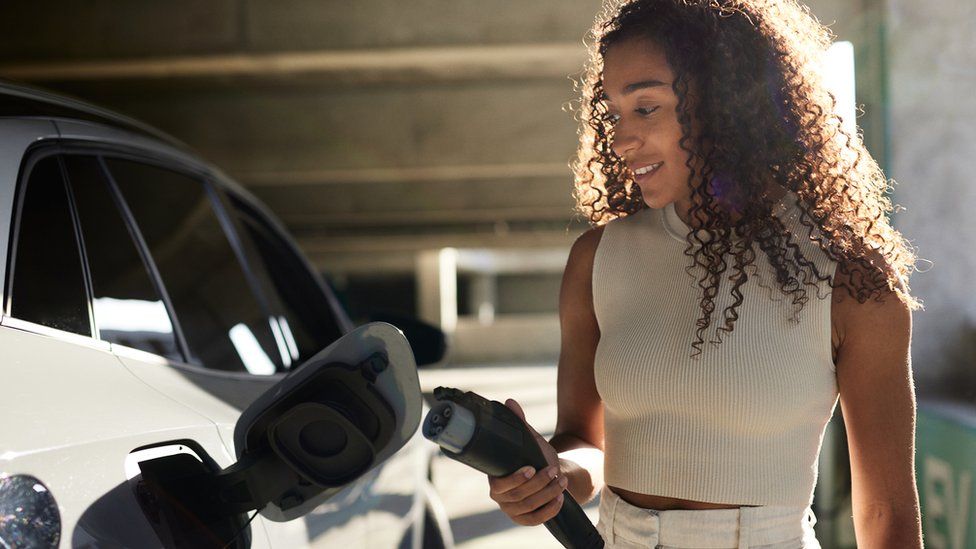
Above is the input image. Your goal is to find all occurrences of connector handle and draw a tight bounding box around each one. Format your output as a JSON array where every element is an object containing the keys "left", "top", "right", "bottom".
[{"left": 426, "top": 387, "right": 604, "bottom": 549}]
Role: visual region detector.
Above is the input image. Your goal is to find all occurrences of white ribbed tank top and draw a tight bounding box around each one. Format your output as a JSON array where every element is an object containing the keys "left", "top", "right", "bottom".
[{"left": 593, "top": 194, "right": 839, "bottom": 506}]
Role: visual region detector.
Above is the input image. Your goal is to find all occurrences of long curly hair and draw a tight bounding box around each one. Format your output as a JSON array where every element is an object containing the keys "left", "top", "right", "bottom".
[{"left": 572, "top": 0, "right": 921, "bottom": 354}]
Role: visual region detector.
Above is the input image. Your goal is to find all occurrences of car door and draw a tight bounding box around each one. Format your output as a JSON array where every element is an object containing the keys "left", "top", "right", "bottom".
[
  {"left": 1, "top": 143, "right": 266, "bottom": 547},
  {"left": 64, "top": 144, "right": 371, "bottom": 547}
]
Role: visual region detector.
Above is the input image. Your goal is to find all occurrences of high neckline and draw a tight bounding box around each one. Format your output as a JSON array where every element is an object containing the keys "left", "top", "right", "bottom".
[{"left": 661, "top": 193, "right": 799, "bottom": 243}]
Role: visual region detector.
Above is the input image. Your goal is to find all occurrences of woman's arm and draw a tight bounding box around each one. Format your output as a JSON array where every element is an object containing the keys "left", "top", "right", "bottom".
[
  {"left": 833, "top": 266, "right": 923, "bottom": 548},
  {"left": 550, "top": 226, "right": 606, "bottom": 504}
]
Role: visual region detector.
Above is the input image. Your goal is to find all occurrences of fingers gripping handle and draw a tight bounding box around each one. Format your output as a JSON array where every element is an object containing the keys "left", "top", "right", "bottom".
[{"left": 422, "top": 387, "right": 604, "bottom": 549}]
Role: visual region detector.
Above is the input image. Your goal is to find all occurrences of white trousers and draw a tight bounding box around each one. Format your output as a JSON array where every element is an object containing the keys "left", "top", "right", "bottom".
[{"left": 595, "top": 486, "right": 821, "bottom": 549}]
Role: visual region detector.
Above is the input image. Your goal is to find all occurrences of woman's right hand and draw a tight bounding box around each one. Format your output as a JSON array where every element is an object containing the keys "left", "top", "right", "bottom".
[{"left": 486, "top": 399, "right": 569, "bottom": 526}]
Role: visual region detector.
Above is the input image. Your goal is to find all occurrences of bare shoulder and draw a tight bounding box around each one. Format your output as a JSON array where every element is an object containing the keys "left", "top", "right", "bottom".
[
  {"left": 830, "top": 249, "right": 912, "bottom": 367},
  {"left": 561, "top": 225, "right": 606, "bottom": 298},
  {"left": 570, "top": 225, "right": 606, "bottom": 262}
]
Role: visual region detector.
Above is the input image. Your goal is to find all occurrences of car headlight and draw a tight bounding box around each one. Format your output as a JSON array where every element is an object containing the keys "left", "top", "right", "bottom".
[{"left": 0, "top": 474, "right": 61, "bottom": 549}]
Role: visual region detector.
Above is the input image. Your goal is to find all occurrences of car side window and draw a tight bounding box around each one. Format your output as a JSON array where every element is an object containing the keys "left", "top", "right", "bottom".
[
  {"left": 230, "top": 196, "right": 343, "bottom": 364},
  {"left": 62, "top": 155, "right": 182, "bottom": 361},
  {"left": 8, "top": 155, "right": 91, "bottom": 336},
  {"left": 104, "top": 157, "right": 283, "bottom": 375}
]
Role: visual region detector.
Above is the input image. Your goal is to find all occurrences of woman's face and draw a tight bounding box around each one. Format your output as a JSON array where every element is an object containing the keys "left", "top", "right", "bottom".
[{"left": 602, "top": 37, "right": 696, "bottom": 217}]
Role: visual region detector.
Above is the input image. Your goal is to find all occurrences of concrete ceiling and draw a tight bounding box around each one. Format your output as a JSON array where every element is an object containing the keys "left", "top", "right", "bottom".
[{"left": 0, "top": 0, "right": 604, "bottom": 270}]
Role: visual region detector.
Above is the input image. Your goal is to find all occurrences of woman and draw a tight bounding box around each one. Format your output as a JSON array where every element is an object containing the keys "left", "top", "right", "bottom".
[{"left": 486, "top": 0, "right": 924, "bottom": 547}]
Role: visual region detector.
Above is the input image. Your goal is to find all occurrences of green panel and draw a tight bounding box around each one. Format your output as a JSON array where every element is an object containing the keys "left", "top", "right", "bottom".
[{"left": 917, "top": 403, "right": 976, "bottom": 549}]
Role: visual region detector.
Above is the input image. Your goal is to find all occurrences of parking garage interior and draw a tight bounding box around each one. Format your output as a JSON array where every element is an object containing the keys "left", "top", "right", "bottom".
[{"left": 2, "top": 0, "right": 975, "bottom": 546}]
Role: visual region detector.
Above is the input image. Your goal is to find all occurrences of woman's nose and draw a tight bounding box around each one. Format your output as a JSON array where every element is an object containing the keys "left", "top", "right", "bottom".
[{"left": 611, "top": 123, "right": 642, "bottom": 158}]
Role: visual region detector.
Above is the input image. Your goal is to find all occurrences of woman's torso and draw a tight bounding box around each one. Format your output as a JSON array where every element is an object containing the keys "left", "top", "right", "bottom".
[{"left": 591, "top": 197, "right": 840, "bottom": 509}]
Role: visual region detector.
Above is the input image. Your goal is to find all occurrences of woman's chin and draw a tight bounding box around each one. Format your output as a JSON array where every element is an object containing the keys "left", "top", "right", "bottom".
[{"left": 640, "top": 194, "right": 667, "bottom": 210}]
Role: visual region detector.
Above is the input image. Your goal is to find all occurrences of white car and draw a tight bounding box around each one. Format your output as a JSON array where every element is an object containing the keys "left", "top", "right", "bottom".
[{"left": 0, "top": 81, "right": 453, "bottom": 549}]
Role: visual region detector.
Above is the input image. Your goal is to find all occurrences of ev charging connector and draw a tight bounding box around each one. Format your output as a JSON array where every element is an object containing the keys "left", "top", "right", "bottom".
[{"left": 423, "top": 387, "right": 604, "bottom": 549}]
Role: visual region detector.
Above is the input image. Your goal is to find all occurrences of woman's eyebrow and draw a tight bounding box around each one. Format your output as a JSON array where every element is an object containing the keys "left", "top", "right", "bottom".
[
  {"left": 601, "top": 79, "right": 670, "bottom": 100},
  {"left": 623, "top": 79, "right": 670, "bottom": 94}
]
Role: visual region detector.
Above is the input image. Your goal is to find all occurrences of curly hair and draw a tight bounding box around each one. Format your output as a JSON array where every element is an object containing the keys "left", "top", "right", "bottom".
[{"left": 572, "top": 0, "right": 921, "bottom": 355}]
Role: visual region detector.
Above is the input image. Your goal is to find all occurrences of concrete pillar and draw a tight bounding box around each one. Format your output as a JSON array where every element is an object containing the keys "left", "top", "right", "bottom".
[
  {"left": 416, "top": 248, "right": 458, "bottom": 334},
  {"left": 471, "top": 273, "right": 497, "bottom": 325}
]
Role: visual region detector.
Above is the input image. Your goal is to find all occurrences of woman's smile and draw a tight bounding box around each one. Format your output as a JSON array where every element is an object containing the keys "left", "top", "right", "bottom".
[{"left": 630, "top": 161, "right": 663, "bottom": 185}]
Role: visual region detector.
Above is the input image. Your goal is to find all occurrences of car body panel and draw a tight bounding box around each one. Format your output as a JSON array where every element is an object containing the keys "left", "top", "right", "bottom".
[
  {"left": 0, "top": 318, "right": 218, "bottom": 461},
  {"left": 111, "top": 344, "right": 272, "bottom": 450},
  {"left": 0, "top": 319, "right": 274, "bottom": 548},
  {"left": 365, "top": 428, "right": 428, "bottom": 548}
]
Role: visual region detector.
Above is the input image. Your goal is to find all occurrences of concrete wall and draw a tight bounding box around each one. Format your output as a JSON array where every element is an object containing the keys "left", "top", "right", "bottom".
[
  {"left": 801, "top": 0, "right": 976, "bottom": 401},
  {"left": 886, "top": 0, "right": 976, "bottom": 399}
]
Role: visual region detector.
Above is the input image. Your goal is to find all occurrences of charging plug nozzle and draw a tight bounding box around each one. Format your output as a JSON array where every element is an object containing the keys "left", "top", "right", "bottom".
[{"left": 422, "top": 401, "right": 476, "bottom": 454}]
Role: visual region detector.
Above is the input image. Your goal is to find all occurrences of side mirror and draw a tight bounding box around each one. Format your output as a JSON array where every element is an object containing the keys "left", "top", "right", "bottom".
[
  {"left": 136, "top": 322, "right": 423, "bottom": 532},
  {"left": 369, "top": 311, "right": 448, "bottom": 367}
]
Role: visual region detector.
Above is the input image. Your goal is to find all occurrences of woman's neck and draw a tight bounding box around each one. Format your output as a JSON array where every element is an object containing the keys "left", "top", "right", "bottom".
[{"left": 673, "top": 187, "right": 789, "bottom": 228}]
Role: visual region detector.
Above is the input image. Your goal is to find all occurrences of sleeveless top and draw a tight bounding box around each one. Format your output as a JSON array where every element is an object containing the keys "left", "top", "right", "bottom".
[{"left": 592, "top": 194, "right": 839, "bottom": 506}]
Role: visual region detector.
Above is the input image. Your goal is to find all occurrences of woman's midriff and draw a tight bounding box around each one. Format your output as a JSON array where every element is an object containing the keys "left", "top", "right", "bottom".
[{"left": 608, "top": 484, "right": 759, "bottom": 510}]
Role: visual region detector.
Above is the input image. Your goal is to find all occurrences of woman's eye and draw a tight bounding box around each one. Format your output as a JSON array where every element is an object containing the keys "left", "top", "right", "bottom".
[{"left": 636, "top": 106, "right": 659, "bottom": 116}]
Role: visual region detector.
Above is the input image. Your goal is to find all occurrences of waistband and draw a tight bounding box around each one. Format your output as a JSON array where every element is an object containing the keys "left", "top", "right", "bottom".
[{"left": 597, "top": 486, "right": 817, "bottom": 548}]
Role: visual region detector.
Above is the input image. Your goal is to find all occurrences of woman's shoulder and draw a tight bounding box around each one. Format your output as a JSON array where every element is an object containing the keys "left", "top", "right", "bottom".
[
  {"left": 829, "top": 247, "right": 913, "bottom": 354},
  {"left": 566, "top": 209, "right": 650, "bottom": 272},
  {"left": 569, "top": 225, "right": 606, "bottom": 266}
]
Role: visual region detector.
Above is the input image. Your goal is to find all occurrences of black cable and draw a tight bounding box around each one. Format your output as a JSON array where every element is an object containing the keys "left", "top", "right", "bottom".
[{"left": 222, "top": 510, "right": 259, "bottom": 549}]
